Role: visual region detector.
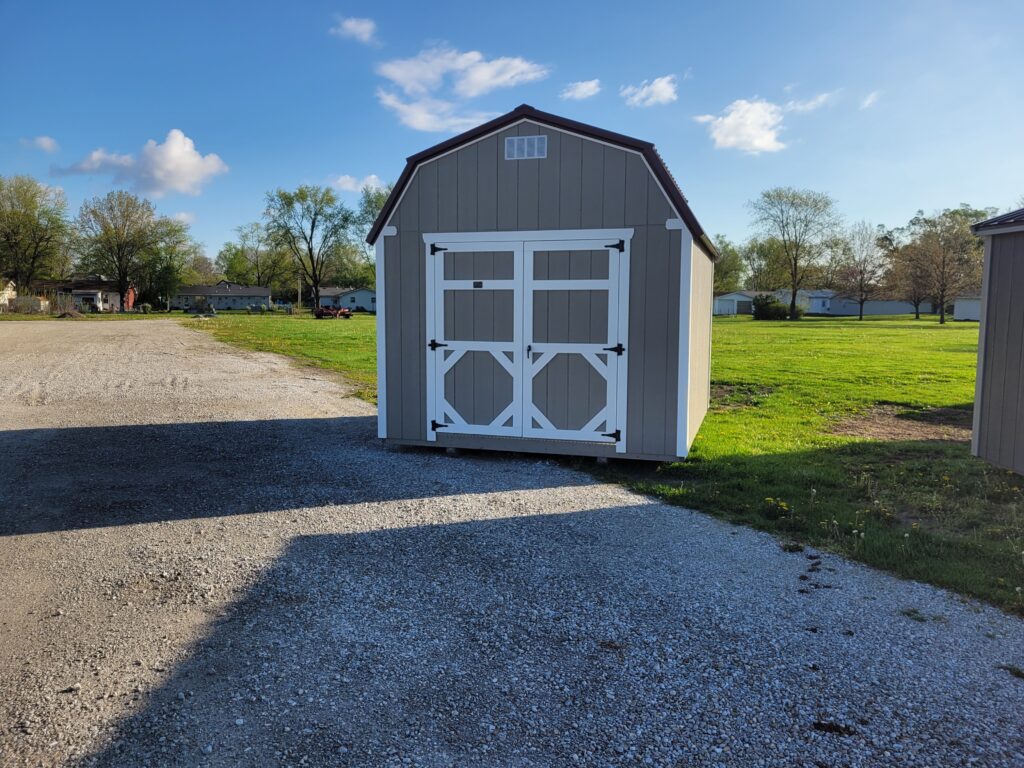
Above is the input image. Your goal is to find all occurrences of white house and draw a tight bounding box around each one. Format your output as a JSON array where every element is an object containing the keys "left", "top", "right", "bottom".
[
  {"left": 172, "top": 281, "right": 271, "bottom": 310},
  {"left": 954, "top": 296, "right": 981, "bottom": 321},
  {"left": 0, "top": 280, "right": 15, "bottom": 310},
  {"left": 713, "top": 291, "right": 772, "bottom": 315},
  {"left": 714, "top": 289, "right": 815, "bottom": 315},
  {"left": 34, "top": 277, "right": 135, "bottom": 312},
  {"left": 319, "top": 287, "right": 376, "bottom": 312},
  {"left": 811, "top": 291, "right": 933, "bottom": 316}
]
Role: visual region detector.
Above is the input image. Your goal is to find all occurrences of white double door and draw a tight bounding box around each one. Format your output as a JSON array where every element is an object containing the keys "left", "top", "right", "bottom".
[{"left": 425, "top": 234, "right": 630, "bottom": 451}]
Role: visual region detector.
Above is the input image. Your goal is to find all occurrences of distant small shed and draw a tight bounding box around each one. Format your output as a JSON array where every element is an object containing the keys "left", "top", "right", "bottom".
[
  {"left": 970, "top": 208, "right": 1024, "bottom": 474},
  {"left": 954, "top": 296, "right": 981, "bottom": 321},
  {"left": 367, "top": 104, "right": 717, "bottom": 461}
]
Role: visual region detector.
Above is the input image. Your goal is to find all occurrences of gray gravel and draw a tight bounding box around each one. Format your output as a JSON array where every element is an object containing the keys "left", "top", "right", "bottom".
[{"left": 0, "top": 319, "right": 1021, "bottom": 768}]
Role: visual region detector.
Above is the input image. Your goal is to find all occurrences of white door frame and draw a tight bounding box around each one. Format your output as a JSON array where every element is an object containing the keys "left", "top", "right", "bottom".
[
  {"left": 425, "top": 240, "right": 524, "bottom": 441},
  {"left": 522, "top": 239, "right": 630, "bottom": 452},
  {"left": 424, "top": 229, "right": 632, "bottom": 452}
]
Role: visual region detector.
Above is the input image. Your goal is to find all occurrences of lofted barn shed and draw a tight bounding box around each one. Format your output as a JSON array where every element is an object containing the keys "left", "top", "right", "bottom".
[{"left": 367, "top": 105, "right": 717, "bottom": 461}]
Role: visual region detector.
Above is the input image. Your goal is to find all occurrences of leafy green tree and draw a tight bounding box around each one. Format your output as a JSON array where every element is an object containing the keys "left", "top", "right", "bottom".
[
  {"left": 264, "top": 185, "right": 353, "bottom": 309},
  {"left": 136, "top": 218, "right": 200, "bottom": 308},
  {"left": 216, "top": 222, "right": 291, "bottom": 288},
  {"left": 748, "top": 187, "right": 842, "bottom": 319},
  {"left": 353, "top": 184, "right": 393, "bottom": 266},
  {"left": 711, "top": 235, "right": 744, "bottom": 295},
  {"left": 740, "top": 237, "right": 788, "bottom": 290},
  {"left": 0, "top": 175, "right": 69, "bottom": 291},
  {"left": 75, "top": 191, "right": 162, "bottom": 308}
]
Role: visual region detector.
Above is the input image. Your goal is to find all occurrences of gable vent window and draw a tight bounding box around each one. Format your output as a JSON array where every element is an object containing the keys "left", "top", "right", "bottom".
[{"left": 505, "top": 135, "right": 547, "bottom": 160}]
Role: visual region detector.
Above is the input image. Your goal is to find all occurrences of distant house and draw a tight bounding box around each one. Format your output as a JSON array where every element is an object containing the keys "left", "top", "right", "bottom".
[
  {"left": 713, "top": 290, "right": 773, "bottom": 315},
  {"left": 810, "top": 289, "right": 933, "bottom": 316},
  {"left": 954, "top": 296, "right": 981, "bottom": 321},
  {"left": 319, "top": 287, "right": 376, "bottom": 312},
  {"left": 171, "top": 281, "right": 271, "bottom": 311},
  {"left": 35, "top": 276, "right": 136, "bottom": 312},
  {"left": 0, "top": 280, "right": 15, "bottom": 310},
  {"left": 714, "top": 289, "right": 814, "bottom": 315}
]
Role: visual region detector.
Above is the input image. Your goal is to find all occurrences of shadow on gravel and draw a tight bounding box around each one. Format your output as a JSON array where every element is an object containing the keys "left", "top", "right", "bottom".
[
  {"left": 76, "top": 504, "right": 711, "bottom": 767},
  {"left": 0, "top": 416, "right": 591, "bottom": 537}
]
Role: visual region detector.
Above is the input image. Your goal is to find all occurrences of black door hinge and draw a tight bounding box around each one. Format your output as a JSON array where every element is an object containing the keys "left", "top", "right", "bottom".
[
  {"left": 604, "top": 239, "right": 625, "bottom": 252},
  {"left": 602, "top": 429, "right": 621, "bottom": 441},
  {"left": 431, "top": 420, "right": 449, "bottom": 431},
  {"left": 428, "top": 339, "right": 448, "bottom": 350},
  {"left": 602, "top": 343, "right": 625, "bottom": 355},
  {"left": 430, "top": 243, "right": 448, "bottom": 255}
]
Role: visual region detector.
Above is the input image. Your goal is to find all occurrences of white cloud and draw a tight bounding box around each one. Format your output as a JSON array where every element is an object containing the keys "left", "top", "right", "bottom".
[
  {"left": 694, "top": 90, "right": 836, "bottom": 154},
  {"left": 694, "top": 99, "right": 786, "bottom": 154},
  {"left": 783, "top": 91, "right": 836, "bottom": 112},
  {"left": 329, "top": 16, "right": 378, "bottom": 45},
  {"left": 21, "top": 135, "right": 59, "bottom": 153},
  {"left": 55, "top": 129, "right": 227, "bottom": 197},
  {"left": 172, "top": 211, "right": 196, "bottom": 224},
  {"left": 560, "top": 79, "right": 601, "bottom": 100},
  {"left": 860, "top": 91, "right": 880, "bottom": 109},
  {"left": 330, "top": 173, "right": 384, "bottom": 192},
  {"left": 376, "top": 90, "right": 496, "bottom": 132},
  {"left": 620, "top": 75, "right": 678, "bottom": 107},
  {"left": 377, "top": 46, "right": 548, "bottom": 99}
]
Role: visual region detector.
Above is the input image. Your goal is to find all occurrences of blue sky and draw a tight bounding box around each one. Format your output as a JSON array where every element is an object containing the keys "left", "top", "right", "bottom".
[{"left": 2, "top": 0, "right": 1022, "bottom": 256}]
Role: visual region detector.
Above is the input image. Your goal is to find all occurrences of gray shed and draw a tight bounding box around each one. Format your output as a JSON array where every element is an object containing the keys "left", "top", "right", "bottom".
[
  {"left": 971, "top": 208, "right": 1024, "bottom": 475},
  {"left": 367, "top": 105, "right": 717, "bottom": 462}
]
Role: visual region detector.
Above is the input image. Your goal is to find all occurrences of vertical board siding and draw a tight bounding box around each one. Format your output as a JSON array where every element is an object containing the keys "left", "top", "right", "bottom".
[
  {"left": 977, "top": 232, "right": 1024, "bottom": 473},
  {"left": 385, "top": 124, "right": 696, "bottom": 458}
]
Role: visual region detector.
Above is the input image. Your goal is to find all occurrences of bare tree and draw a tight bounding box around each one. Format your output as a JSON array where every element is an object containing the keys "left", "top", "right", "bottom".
[
  {"left": 748, "top": 187, "right": 842, "bottom": 319},
  {"left": 264, "top": 186, "right": 353, "bottom": 310},
  {"left": 0, "top": 175, "right": 68, "bottom": 291},
  {"left": 75, "top": 191, "right": 162, "bottom": 309},
  {"left": 837, "top": 222, "right": 886, "bottom": 320}
]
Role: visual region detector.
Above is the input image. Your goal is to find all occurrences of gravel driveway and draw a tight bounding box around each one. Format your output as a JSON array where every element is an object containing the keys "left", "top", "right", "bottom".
[{"left": 0, "top": 319, "right": 1021, "bottom": 768}]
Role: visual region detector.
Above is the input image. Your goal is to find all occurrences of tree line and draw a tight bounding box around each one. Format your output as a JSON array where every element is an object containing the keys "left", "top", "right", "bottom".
[
  {"left": 0, "top": 175, "right": 389, "bottom": 310},
  {"left": 712, "top": 187, "right": 1003, "bottom": 323}
]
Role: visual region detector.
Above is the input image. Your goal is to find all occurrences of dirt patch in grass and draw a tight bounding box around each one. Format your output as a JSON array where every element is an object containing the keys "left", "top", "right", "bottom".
[
  {"left": 711, "top": 383, "right": 774, "bottom": 411},
  {"left": 832, "top": 404, "right": 972, "bottom": 443}
]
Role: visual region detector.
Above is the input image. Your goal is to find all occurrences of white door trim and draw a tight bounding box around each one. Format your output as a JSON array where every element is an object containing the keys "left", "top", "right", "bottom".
[
  {"left": 425, "top": 240, "right": 524, "bottom": 441},
  {"left": 424, "top": 230, "right": 631, "bottom": 450},
  {"left": 424, "top": 228, "right": 634, "bottom": 244}
]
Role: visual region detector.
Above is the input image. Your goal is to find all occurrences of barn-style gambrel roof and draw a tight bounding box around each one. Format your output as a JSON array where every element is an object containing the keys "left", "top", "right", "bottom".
[
  {"left": 972, "top": 207, "right": 1024, "bottom": 234},
  {"left": 367, "top": 104, "right": 717, "bottom": 258}
]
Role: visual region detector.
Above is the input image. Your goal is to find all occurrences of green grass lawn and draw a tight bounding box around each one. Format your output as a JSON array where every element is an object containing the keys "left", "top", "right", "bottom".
[{"left": 197, "top": 312, "right": 1022, "bottom": 613}]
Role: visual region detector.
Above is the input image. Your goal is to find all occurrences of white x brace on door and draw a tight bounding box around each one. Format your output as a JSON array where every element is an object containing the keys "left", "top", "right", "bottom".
[{"left": 425, "top": 230, "right": 631, "bottom": 452}]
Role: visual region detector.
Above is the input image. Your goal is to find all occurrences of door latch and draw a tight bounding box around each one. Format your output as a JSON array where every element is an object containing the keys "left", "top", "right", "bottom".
[
  {"left": 602, "top": 429, "right": 621, "bottom": 441},
  {"left": 602, "top": 343, "right": 625, "bottom": 355},
  {"left": 428, "top": 339, "right": 448, "bottom": 350}
]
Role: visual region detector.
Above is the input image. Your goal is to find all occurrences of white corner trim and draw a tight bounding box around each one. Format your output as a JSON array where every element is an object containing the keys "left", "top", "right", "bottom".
[
  {"left": 423, "top": 228, "right": 633, "bottom": 244},
  {"left": 971, "top": 237, "right": 992, "bottom": 457},
  {"left": 675, "top": 228, "right": 694, "bottom": 458},
  {"left": 382, "top": 225, "right": 397, "bottom": 237},
  {"left": 375, "top": 236, "right": 390, "bottom": 439},
  {"left": 665, "top": 218, "right": 684, "bottom": 230}
]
